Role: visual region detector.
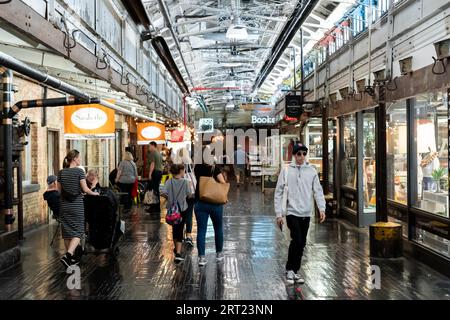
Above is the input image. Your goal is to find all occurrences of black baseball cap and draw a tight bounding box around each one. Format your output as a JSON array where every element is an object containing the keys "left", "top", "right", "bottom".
[
  {"left": 293, "top": 143, "right": 308, "bottom": 154},
  {"left": 47, "top": 175, "right": 57, "bottom": 185}
]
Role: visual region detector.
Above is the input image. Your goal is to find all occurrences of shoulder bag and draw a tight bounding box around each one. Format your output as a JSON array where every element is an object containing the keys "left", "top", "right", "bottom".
[{"left": 199, "top": 166, "right": 230, "bottom": 205}]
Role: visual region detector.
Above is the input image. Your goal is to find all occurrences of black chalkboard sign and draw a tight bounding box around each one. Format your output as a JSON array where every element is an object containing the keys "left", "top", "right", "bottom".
[{"left": 285, "top": 95, "right": 303, "bottom": 118}]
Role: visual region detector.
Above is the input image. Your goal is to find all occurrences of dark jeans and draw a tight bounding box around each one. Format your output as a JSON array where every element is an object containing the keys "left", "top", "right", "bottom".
[
  {"left": 149, "top": 170, "right": 163, "bottom": 212},
  {"left": 117, "top": 182, "right": 133, "bottom": 209},
  {"left": 172, "top": 209, "right": 187, "bottom": 243},
  {"left": 194, "top": 201, "right": 224, "bottom": 256},
  {"left": 184, "top": 197, "right": 195, "bottom": 234},
  {"left": 286, "top": 215, "right": 311, "bottom": 273}
]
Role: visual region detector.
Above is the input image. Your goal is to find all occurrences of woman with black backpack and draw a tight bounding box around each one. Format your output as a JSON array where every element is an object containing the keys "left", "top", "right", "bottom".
[{"left": 58, "top": 149, "right": 99, "bottom": 269}]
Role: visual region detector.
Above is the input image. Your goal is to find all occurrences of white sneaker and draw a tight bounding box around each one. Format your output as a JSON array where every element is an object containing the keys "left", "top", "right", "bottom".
[
  {"left": 293, "top": 273, "right": 305, "bottom": 284},
  {"left": 286, "top": 270, "right": 295, "bottom": 284},
  {"left": 198, "top": 256, "right": 208, "bottom": 267},
  {"left": 216, "top": 252, "right": 224, "bottom": 262}
]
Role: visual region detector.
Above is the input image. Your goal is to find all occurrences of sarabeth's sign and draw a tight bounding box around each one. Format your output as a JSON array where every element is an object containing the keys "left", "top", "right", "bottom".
[
  {"left": 251, "top": 115, "right": 276, "bottom": 124},
  {"left": 64, "top": 102, "right": 115, "bottom": 139}
]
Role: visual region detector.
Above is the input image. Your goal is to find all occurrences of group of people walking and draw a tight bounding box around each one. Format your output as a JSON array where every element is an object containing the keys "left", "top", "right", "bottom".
[{"left": 47, "top": 139, "right": 327, "bottom": 286}]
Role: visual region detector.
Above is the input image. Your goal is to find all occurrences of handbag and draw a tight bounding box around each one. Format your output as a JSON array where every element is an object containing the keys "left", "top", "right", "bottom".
[
  {"left": 199, "top": 166, "right": 230, "bottom": 205},
  {"left": 143, "top": 190, "right": 158, "bottom": 205},
  {"left": 185, "top": 163, "right": 197, "bottom": 194}
]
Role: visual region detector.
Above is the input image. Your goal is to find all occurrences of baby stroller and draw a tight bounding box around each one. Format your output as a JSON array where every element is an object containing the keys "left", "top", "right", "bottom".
[{"left": 83, "top": 188, "right": 125, "bottom": 258}]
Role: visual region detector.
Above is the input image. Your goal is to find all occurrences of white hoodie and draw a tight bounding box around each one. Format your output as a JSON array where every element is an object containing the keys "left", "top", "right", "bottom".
[{"left": 274, "top": 162, "right": 326, "bottom": 218}]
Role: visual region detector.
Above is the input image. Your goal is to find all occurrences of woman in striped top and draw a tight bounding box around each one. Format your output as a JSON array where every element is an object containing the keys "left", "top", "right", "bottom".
[{"left": 57, "top": 149, "right": 99, "bottom": 269}]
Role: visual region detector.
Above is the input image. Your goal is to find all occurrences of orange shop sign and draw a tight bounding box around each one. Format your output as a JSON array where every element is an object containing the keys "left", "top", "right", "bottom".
[
  {"left": 64, "top": 103, "right": 115, "bottom": 139},
  {"left": 137, "top": 122, "right": 166, "bottom": 144}
]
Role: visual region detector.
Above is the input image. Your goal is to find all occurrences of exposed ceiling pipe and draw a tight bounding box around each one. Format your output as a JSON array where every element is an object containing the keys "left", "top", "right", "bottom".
[
  {"left": 0, "top": 51, "right": 90, "bottom": 101},
  {"left": 242, "top": 13, "right": 287, "bottom": 23},
  {"left": 174, "top": 15, "right": 220, "bottom": 27},
  {"left": 156, "top": 0, "right": 195, "bottom": 88},
  {"left": 0, "top": 51, "right": 156, "bottom": 121},
  {"left": 253, "top": 0, "right": 318, "bottom": 91},
  {"left": 177, "top": 26, "right": 225, "bottom": 38},
  {"left": 151, "top": 36, "right": 190, "bottom": 95}
]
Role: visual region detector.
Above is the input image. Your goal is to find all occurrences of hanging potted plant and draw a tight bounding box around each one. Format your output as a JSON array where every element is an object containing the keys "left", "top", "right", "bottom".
[{"left": 431, "top": 167, "right": 447, "bottom": 193}]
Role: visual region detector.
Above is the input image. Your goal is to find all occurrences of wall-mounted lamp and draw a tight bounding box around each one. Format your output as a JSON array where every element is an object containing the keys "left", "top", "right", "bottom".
[
  {"left": 355, "top": 79, "right": 366, "bottom": 93},
  {"left": 399, "top": 56, "right": 413, "bottom": 75},
  {"left": 432, "top": 38, "right": 450, "bottom": 75},
  {"left": 434, "top": 38, "right": 450, "bottom": 60},
  {"left": 329, "top": 93, "right": 337, "bottom": 103},
  {"left": 339, "top": 87, "right": 350, "bottom": 99},
  {"left": 373, "top": 69, "right": 386, "bottom": 82}
]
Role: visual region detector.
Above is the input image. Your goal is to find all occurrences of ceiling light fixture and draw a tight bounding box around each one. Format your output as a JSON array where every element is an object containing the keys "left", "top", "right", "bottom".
[{"left": 226, "top": 17, "right": 248, "bottom": 40}]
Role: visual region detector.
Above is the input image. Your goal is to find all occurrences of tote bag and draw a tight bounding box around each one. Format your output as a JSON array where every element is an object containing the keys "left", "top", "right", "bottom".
[
  {"left": 199, "top": 166, "right": 230, "bottom": 205},
  {"left": 185, "top": 163, "right": 197, "bottom": 194}
]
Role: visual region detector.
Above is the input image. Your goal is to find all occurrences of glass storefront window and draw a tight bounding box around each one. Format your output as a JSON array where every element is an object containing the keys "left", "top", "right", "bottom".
[
  {"left": 305, "top": 119, "right": 323, "bottom": 176},
  {"left": 328, "top": 119, "right": 335, "bottom": 193},
  {"left": 363, "top": 110, "right": 376, "bottom": 213},
  {"left": 342, "top": 114, "right": 357, "bottom": 188},
  {"left": 413, "top": 92, "right": 449, "bottom": 218},
  {"left": 387, "top": 101, "right": 408, "bottom": 204}
]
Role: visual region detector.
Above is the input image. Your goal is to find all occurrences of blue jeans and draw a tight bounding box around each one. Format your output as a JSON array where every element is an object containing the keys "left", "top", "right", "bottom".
[{"left": 194, "top": 201, "right": 224, "bottom": 256}]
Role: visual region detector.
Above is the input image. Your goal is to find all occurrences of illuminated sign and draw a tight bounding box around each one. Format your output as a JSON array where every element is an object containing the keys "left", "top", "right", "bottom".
[
  {"left": 137, "top": 122, "right": 166, "bottom": 144},
  {"left": 196, "top": 118, "right": 214, "bottom": 133},
  {"left": 251, "top": 115, "right": 276, "bottom": 124},
  {"left": 64, "top": 102, "right": 115, "bottom": 139}
]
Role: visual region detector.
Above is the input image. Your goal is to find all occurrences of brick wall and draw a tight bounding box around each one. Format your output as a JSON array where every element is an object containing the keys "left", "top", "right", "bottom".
[{"left": 9, "top": 76, "right": 127, "bottom": 232}]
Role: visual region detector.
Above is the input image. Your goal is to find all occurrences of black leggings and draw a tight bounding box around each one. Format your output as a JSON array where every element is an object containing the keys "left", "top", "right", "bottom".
[{"left": 172, "top": 209, "right": 187, "bottom": 243}]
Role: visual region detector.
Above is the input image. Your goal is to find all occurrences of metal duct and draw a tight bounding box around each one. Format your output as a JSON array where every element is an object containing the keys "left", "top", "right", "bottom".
[
  {"left": 151, "top": 36, "right": 190, "bottom": 95},
  {"left": 253, "top": 0, "right": 318, "bottom": 91}
]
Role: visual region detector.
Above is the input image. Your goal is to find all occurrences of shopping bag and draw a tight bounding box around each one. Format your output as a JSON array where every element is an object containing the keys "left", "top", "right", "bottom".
[{"left": 143, "top": 190, "right": 158, "bottom": 205}]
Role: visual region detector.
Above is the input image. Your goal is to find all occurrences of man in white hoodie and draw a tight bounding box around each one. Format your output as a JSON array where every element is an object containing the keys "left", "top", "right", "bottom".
[{"left": 274, "top": 143, "right": 326, "bottom": 284}]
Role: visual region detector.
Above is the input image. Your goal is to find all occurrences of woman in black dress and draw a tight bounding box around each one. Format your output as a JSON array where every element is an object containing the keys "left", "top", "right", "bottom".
[{"left": 58, "top": 150, "right": 99, "bottom": 268}]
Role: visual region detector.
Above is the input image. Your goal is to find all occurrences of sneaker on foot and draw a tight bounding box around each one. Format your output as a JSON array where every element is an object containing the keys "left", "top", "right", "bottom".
[
  {"left": 174, "top": 253, "right": 184, "bottom": 262},
  {"left": 60, "top": 253, "right": 71, "bottom": 269},
  {"left": 216, "top": 252, "right": 224, "bottom": 262},
  {"left": 185, "top": 237, "right": 194, "bottom": 247},
  {"left": 60, "top": 252, "right": 79, "bottom": 269},
  {"left": 286, "top": 270, "right": 295, "bottom": 284},
  {"left": 198, "top": 256, "right": 208, "bottom": 267},
  {"left": 293, "top": 273, "right": 305, "bottom": 284}
]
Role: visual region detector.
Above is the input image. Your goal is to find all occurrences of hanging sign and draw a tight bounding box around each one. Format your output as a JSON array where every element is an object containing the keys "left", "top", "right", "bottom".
[
  {"left": 196, "top": 118, "right": 214, "bottom": 133},
  {"left": 285, "top": 95, "right": 303, "bottom": 118},
  {"left": 171, "top": 129, "right": 185, "bottom": 142},
  {"left": 64, "top": 102, "right": 115, "bottom": 139},
  {"left": 137, "top": 122, "right": 166, "bottom": 144}
]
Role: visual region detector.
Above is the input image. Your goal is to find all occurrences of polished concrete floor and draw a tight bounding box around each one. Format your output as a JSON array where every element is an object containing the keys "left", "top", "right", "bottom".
[{"left": 1, "top": 184, "right": 450, "bottom": 300}]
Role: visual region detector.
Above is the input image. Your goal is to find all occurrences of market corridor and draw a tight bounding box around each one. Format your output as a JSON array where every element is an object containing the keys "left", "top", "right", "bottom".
[{"left": 0, "top": 184, "right": 449, "bottom": 300}]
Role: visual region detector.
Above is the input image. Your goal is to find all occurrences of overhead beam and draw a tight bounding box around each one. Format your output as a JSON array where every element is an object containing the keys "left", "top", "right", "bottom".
[{"left": 0, "top": 0, "right": 161, "bottom": 112}]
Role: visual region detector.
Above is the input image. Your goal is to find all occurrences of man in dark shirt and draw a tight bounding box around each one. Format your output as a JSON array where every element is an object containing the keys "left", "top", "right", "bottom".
[
  {"left": 147, "top": 141, "right": 163, "bottom": 213},
  {"left": 43, "top": 175, "right": 60, "bottom": 221}
]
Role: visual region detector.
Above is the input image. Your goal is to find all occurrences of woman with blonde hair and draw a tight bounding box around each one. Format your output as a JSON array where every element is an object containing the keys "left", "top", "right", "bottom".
[
  {"left": 115, "top": 151, "right": 138, "bottom": 211},
  {"left": 58, "top": 149, "right": 99, "bottom": 268}
]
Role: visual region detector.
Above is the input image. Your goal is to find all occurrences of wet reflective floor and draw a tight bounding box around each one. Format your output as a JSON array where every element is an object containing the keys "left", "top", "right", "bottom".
[{"left": 1, "top": 184, "right": 450, "bottom": 300}]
